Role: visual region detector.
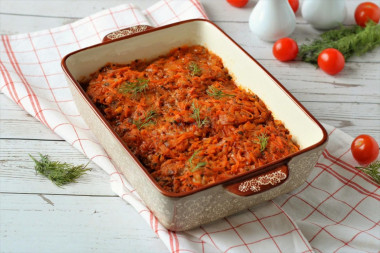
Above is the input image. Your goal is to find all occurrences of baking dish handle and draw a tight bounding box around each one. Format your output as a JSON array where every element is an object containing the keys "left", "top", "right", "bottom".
[
  {"left": 224, "top": 165, "right": 289, "bottom": 196},
  {"left": 102, "top": 25, "right": 154, "bottom": 43}
]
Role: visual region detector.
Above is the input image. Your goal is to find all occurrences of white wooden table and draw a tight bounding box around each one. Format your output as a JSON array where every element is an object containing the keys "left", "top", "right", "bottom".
[{"left": 1, "top": 0, "right": 379, "bottom": 252}]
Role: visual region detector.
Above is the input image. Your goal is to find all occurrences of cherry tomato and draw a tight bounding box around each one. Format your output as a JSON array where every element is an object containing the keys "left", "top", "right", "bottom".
[
  {"left": 351, "top": 135, "right": 379, "bottom": 165},
  {"left": 272, "top": 38, "right": 299, "bottom": 62},
  {"left": 317, "top": 48, "right": 345, "bottom": 75},
  {"left": 355, "top": 2, "right": 380, "bottom": 27},
  {"left": 227, "top": 0, "right": 249, "bottom": 8},
  {"left": 288, "top": 0, "right": 299, "bottom": 13}
]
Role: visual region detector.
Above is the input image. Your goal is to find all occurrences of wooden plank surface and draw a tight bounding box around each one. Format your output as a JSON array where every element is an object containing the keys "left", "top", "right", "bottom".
[
  {"left": 0, "top": 138, "right": 114, "bottom": 195},
  {"left": 0, "top": 193, "right": 165, "bottom": 253},
  {"left": 1, "top": 0, "right": 379, "bottom": 253},
  {"left": 1, "top": 0, "right": 376, "bottom": 24}
]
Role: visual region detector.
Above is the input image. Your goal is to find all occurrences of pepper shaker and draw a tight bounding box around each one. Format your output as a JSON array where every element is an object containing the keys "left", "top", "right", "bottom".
[
  {"left": 302, "top": 0, "right": 346, "bottom": 30},
  {"left": 248, "top": 0, "right": 296, "bottom": 42}
]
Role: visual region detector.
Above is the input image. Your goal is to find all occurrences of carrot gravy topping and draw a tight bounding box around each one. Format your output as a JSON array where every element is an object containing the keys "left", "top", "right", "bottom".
[{"left": 85, "top": 45, "right": 299, "bottom": 193}]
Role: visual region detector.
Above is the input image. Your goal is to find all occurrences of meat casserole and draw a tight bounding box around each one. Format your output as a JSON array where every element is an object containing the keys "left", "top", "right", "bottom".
[
  {"left": 85, "top": 45, "right": 299, "bottom": 193},
  {"left": 62, "top": 20, "right": 327, "bottom": 230}
]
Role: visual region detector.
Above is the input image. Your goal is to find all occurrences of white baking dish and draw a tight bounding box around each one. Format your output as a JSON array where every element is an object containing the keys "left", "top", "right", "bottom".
[{"left": 62, "top": 19, "right": 328, "bottom": 231}]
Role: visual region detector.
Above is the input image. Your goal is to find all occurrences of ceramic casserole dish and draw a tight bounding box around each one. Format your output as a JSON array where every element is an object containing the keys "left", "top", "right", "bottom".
[{"left": 62, "top": 19, "right": 328, "bottom": 231}]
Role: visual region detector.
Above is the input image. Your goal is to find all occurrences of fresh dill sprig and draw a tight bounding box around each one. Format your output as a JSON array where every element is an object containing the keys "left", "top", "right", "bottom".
[
  {"left": 188, "top": 150, "right": 207, "bottom": 172},
  {"left": 29, "top": 153, "right": 90, "bottom": 187},
  {"left": 356, "top": 161, "right": 380, "bottom": 184},
  {"left": 299, "top": 21, "right": 380, "bottom": 65},
  {"left": 118, "top": 78, "right": 149, "bottom": 96},
  {"left": 133, "top": 110, "right": 157, "bottom": 130},
  {"left": 191, "top": 102, "right": 209, "bottom": 128},
  {"left": 206, "top": 85, "right": 235, "bottom": 99},
  {"left": 189, "top": 62, "right": 202, "bottom": 76},
  {"left": 254, "top": 133, "right": 269, "bottom": 152}
]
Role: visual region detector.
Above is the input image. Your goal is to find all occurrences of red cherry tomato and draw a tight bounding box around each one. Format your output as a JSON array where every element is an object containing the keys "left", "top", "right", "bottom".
[
  {"left": 317, "top": 48, "right": 345, "bottom": 75},
  {"left": 227, "top": 0, "right": 249, "bottom": 8},
  {"left": 272, "top": 38, "right": 299, "bottom": 62},
  {"left": 351, "top": 135, "right": 379, "bottom": 165},
  {"left": 354, "top": 2, "right": 380, "bottom": 27},
  {"left": 288, "top": 0, "right": 299, "bottom": 13}
]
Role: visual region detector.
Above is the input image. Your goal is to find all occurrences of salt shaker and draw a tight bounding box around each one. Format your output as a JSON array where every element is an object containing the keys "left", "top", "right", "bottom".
[
  {"left": 302, "top": 0, "right": 346, "bottom": 30},
  {"left": 248, "top": 0, "right": 296, "bottom": 42}
]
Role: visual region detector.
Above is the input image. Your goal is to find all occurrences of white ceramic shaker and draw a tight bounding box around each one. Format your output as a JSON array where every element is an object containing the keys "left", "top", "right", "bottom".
[
  {"left": 248, "top": 0, "right": 296, "bottom": 42},
  {"left": 302, "top": 0, "right": 346, "bottom": 30}
]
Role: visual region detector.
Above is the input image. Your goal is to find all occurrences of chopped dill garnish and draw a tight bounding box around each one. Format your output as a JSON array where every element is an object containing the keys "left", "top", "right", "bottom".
[
  {"left": 191, "top": 102, "right": 209, "bottom": 128},
  {"left": 29, "top": 153, "right": 90, "bottom": 187},
  {"left": 133, "top": 110, "right": 157, "bottom": 130},
  {"left": 299, "top": 21, "right": 380, "bottom": 65},
  {"left": 206, "top": 85, "right": 235, "bottom": 99},
  {"left": 188, "top": 150, "right": 207, "bottom": 172},
  {"left": 118, "top": 78, "right": 149, "bottom": 96},
  {"left": 356, "top": 161, "right": 380, "bottom": 184},
  {"left": 193, "top": 161, "right": 207, "bottom": 172},
  {"left": 189, "top": 62, "right": 202, "bottom": 76},
  {"left": 254, "top": 133, "right": 269, "bottom": 152}
]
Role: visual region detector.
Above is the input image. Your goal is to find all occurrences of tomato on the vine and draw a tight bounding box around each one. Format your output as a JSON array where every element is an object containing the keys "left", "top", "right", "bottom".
[
  {"left": 317, "top": 48, "right": 345, "bottom": 75},
  {"left": 355, "top": 2, "right": 380, "bottom": 27},
  {"left": 272, "top": 38, "right": 298, "bottom": 62},
  {"left": 351, "top": 135, "right": 379, "bottom": 165},
  {"left": 288, "top": 0, "right": 299, "bottom": 13},
  {"left": 227, "top": 0, "right": 249, "bottom": 8}
]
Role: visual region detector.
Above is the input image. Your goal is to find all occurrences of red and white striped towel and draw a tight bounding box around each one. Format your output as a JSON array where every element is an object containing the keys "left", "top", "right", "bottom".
[{"left": 1, "top": 1, "right": 378, "bottom": 252}]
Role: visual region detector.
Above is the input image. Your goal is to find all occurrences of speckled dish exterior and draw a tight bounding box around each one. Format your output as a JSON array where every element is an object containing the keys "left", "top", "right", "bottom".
[{"left": 62, "top": 19, "right": 328, "bottom": 231}]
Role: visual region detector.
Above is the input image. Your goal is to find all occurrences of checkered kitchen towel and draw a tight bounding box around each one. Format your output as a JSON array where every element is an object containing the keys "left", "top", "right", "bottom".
[{"left": 0, "top": 0, "right": 378, "bottom": 252}]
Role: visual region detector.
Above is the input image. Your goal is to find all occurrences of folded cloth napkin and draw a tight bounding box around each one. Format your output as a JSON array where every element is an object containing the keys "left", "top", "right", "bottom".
[{"left": 1, "top": 1, "right": 378, "bottom": 252}]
